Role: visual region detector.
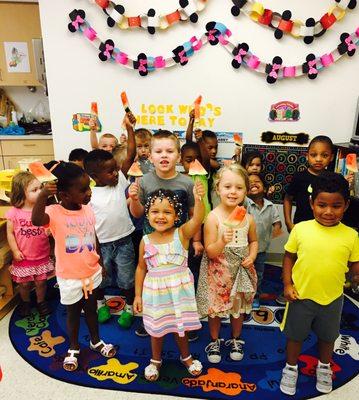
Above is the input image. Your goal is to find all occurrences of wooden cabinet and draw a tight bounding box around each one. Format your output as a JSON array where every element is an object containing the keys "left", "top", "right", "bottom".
[
  {"left": 0, "top": 138, "right": 54, "bottom": 169},
  {"left": 0, "top": 2, "right": 42, "bottom": 86},
  {"left": 0, "top": 206, "right": 18, "bottom": 320}
]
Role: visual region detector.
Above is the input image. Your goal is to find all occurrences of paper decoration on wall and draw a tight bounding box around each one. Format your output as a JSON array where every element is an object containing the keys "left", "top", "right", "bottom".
[
  {"left": 120, "top": 91, "right": 131, "bottom": 113},
  {"left": 72, "top": 102, "right": 102, "bottom": 131},
  {"left": 3, "top": 42, "right": 30, "bottom": 73},
  {"left": 242, "top": 144, "right": 308, "bottom": 203},
  {"left": 230, "top": 0, "right": 357, "bottom": 43},
  {"left": 346, "top": 153, "right": 358, "bottom": 172},
  {"left": 67, "top": 11, "right": 359, "bottom": 84},
  {"left": 261, "top": 131, "right": 309, "bottom": 145},
  {"left": 194, "top": 95, "right": 202, "bottom": 128},
  {"left": 86, "top": 0, "right": 208, "bottom": 34},
  {"left": 269, "top": 101, "right": 300, "bottom": 122}
]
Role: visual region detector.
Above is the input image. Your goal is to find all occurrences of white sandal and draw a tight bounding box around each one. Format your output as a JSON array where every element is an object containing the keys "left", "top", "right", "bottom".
[
  {"left": 63, "top": 349, "right": 80, "bottom": 371},
  {"left": 144, "top": 359, "right": 162, "bottom": 381},
  {"left": 180, "top": 354, "right": 203, "bottom": 376},
  {"left": 90, "top": 340, "right": 116, "bottom": 358}
]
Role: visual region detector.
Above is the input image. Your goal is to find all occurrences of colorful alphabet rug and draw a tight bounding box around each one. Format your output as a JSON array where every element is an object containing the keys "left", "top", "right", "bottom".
[{"left": 8, "top": 265, "right": 359, "bottom": 399}]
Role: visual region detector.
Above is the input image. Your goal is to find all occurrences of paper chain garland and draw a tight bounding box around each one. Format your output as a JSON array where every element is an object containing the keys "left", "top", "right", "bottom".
[
  {"left": 231, "top": 0, "right": 357, "bottom": 43},
  {"left": 68, "top": 10, "right": 359, "bottom": 83},
  {"left": 86, "top": 0, "right": 208, "bottom": 34},
  {"left": 85, "top": 0, "right": 357, "bottom": 43}
]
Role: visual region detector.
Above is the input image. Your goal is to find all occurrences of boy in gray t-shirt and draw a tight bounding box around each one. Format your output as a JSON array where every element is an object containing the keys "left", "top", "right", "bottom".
[{"left": 139, "top": 170, "right": 194, "bottom": 234}]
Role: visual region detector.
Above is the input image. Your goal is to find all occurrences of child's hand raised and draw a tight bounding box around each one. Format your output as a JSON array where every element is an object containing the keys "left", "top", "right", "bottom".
[
  {"left": 128, "top": 179, "right": 140, "bottom": 201},
  {"left": 133, "top": 296, "right": 143, "bottom": 314},
  {"left": 89, "top": 116, "right": 98, "bottom": 131},
  {"left": 222, "top": 228, "right": 234, "bottom": 244},
  {"left": 284, "top": 283, "right": 299, "bottom": 302},
  {"left": 124, "top": 111, "right": 136, "bottom": 128},
  {"left": 193, "top": 180, "right": 205, "bottom": 201},
  {"left": 41, "top": 182, "right": 57, "bottom": 198},
  {"left": 194, "top": 129, "right": 203, "bottom": 141}
]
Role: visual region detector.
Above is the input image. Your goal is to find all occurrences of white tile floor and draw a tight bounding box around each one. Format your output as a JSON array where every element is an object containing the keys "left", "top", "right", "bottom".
[{"left": 0, "top": 310, "right": 358, "bottom": 400}]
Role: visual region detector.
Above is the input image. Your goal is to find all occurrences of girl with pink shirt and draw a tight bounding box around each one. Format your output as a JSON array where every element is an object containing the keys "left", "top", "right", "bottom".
[
  {"left": 6, "top": 172, "right": 54, "bottom": 318},
  {"left": 32, "top": 162, "right": 116, "bottom": 372}
]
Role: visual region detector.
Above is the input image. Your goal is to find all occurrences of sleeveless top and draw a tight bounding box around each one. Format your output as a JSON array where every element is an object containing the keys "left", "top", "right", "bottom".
[{"left": 212, "top": 210, "right": 249, "bottom": 248}]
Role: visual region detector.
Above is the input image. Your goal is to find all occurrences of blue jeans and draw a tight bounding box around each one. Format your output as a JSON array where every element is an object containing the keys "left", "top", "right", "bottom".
[
  {"left": 254, "top": 252, "right": 266, "bottom": 299},
  {"left": 99, "top": 235, "right": 135, "bottom": 290}
]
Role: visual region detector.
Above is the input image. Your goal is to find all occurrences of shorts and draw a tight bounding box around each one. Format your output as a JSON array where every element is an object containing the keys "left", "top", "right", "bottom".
[
  {"left": 10, "top": 257, "right": 54, "bottom": 283},
  {"left": 100, "top": 235, "right": 135, "bottom": 290},
  {"left": 56, "top": 268, "right": 102, "bottom": 305},
  {"left": 282, "top": 295, "right": 343, "bottom": 343}
]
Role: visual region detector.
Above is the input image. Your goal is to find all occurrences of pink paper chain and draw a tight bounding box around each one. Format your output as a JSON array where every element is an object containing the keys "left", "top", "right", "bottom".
[{"left": 71, "top": 15, "right": 359, "bottom": 83}]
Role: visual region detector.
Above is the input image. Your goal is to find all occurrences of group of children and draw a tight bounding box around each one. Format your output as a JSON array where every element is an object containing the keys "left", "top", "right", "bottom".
[{"left": 5, "top": 108, "right": 359, "bottom": 395}]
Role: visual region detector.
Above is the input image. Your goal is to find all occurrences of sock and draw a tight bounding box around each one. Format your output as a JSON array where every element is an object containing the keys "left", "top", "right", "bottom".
[
  {"left": 318, "top": 360, "right": 330, "bottom": 368},
  {"left": 97, "top": 298, "right": 106, "bottom": 309},
  {"left": 286, "top": 363, "right": 298, "bottom": 370},
  {"left": 125, "top": 304, "right": 133, "bottom": 314}
]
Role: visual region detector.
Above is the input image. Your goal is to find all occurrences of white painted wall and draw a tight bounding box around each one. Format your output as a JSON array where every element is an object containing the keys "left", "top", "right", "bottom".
[{"left": 37, "top": 0, "right": 359, "bottom": 254}]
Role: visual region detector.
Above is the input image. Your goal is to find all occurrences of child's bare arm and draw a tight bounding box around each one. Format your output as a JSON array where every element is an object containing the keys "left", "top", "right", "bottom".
[
  {"left": 283, "top": 250, "right": 299, "bottom": 301},
  {"left": 32, "top": 183, "right": 57, "bottom": 226},
  {"left": 128, "top": 179, "right": 145, "bottom": 218},
  {"left": 121, "top": 112, "right": 137, "bottom": 176},
  {"left": 6, "top": 220, "right": 23, "bottom": 261},
  {"left": 180, "top": 181, "right": 205, "bottom": 242},
  {"left": 350, "top": 261, "right": 359, "bottom": 282},
  {"left": 242, "top": 215, "right": 258, "bottom": 268},
  {"left": 133, "top": 240, "right": 147, "bottom": 314},
  {"left": 186, "top": 109, "right": 195, "bottom": 142},
  {"left": 283, "top": 194, "right": 294, "bottom": 232},
  {"left": 204, "top": 212, "right": 229, "bottom": 258},
  {"left": 89, "top": 117, "right": 99, "bottom": 149}
]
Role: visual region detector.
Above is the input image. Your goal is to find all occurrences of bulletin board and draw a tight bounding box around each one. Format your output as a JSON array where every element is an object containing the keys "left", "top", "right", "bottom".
[{"left": 242, "top": 144, "right": 308, "bottom": 204}]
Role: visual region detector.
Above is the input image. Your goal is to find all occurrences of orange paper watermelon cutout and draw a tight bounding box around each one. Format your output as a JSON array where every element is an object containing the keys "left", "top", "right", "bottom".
[
  {"left": 194, "top": 95, "right": 202, "bottom": 119},
  {"left": 224, "top": 206, "right": 246, "bottom": 227},
  {"left": 233, "top": 133, "right": 242, "bottom": 146},
  {"left": 91, "top": 102, "right": 98, "bottom": 115},
  {"left": 29, "top": 162, "right": 57, "bottom": 183},
  {"left": 346, "top": 153, "right": 358, "bottom": 172},
  {"left": 189, "top": 159, "right": 207, "bottom": 176},
  {"left": 127, "top": 161, "right": 143, "bottom": 177},
  {"left": 121, "top": 91, "right": 130, "bottom": 112}
]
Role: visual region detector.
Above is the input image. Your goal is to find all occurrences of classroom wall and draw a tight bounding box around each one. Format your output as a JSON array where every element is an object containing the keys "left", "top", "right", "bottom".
[{"left": 38, "top": 0, "right": 359, "bottom": 254}]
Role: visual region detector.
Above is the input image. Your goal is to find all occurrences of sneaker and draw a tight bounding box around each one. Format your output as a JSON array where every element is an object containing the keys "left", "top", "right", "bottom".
[
  {"left": 205, "top": 339, "right": 223, "bottom": 363},
  {"left": 135, "top": 324, "right": 149, "bottom": 337},
  {"left": 280, "top": 365, "right": 298, "bottom": 396},
  {"left": 225, "top": 338, "right": 245, "bottom": 361},
  {"left": 276, "top": 293, "right": 288, "bottom": 305},
  {"left": 188, "top": 331, "right": 199, "bottom": 342},
  {"left": 316, "top": 363, "right": 332, "bottom": 393},
  {"left": 252, "top": 298, "right": 260, "bottom": 311}
]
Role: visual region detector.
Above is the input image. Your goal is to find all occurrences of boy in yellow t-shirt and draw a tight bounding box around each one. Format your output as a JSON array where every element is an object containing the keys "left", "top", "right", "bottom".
[{"left": 279, "top": 171, "right": 359, "bottom": 396}]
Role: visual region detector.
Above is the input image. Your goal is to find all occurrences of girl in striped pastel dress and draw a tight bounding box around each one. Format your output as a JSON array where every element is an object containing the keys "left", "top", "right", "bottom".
[{"left": 133, "top": 183, "right": 205, "bottom": 382}]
